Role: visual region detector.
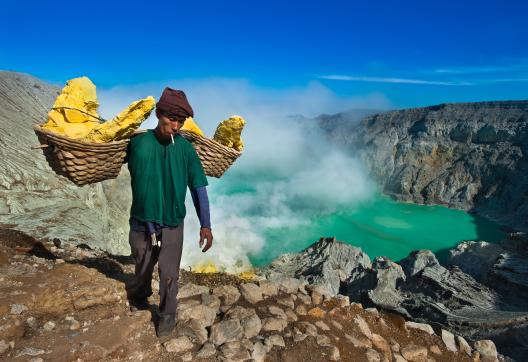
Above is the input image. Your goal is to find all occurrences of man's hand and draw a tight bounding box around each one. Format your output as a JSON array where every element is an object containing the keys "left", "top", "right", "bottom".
[{"left": 199, "top": 228, "right": 213, "bottom": 252}]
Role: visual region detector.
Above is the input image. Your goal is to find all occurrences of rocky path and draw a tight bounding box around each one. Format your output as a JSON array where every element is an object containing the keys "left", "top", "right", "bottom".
[{"left": 0, "top": 227, "right": 500, "bottom": 361}]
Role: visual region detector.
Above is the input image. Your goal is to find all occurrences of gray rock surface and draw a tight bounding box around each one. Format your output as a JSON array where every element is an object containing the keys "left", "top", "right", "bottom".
[
  {"left": 0, "top": 71, "right": 132, "bottom": 254},
  {"left": 262, "top": 236, "right": 371, "bottom": 295},
  {"left": 319, "top": 101, "right": 528, "bottom": 231},
  {"left": 448, "top": 233, "right": 528, "bottom": 304},
  {"left": 264, "top": 236, "right": 528, "bottom": 361}
]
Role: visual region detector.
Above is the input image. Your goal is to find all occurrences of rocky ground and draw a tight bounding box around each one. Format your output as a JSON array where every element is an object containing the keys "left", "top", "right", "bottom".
[
  {"left": 0, "top": 226, "right": 500, "bottom": 362},
  {"left": 263, "top": 236, "right": 528, "bottom": 361}
]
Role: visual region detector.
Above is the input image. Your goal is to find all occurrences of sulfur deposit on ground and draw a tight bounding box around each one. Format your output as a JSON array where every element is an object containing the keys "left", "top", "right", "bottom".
[{"left": 0, "top": 227, "right": 500, "bottom": 362}]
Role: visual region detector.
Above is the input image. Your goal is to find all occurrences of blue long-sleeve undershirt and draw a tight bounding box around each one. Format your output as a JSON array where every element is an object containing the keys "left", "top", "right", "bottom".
[{"left": 189, "top": 186, "right": 211, "bottom": 229}]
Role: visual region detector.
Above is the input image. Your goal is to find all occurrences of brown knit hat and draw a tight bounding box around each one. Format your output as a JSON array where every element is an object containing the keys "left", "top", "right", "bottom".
[{"left": 156, "top": 87, "right": 194, "bottom": 120}]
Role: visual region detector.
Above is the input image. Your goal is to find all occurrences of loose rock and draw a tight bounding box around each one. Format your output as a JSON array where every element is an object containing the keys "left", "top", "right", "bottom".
[
  {"left": 268, "top": 305, "right": 287, "bottom": 319},
  {"left": 315, "top": 320, "right": 330, "bottom": 331},
  {"left": 265, "top": 334, "right": 285, "bottom": 349},
  {"left": 401, "top": 345, "right": 428, "bottom": 362},
  {"left": 241, "top": 314, "right": 262, "bottom": 339},
  {"left": 307, "top": 307, "right": 326, "bottom": 318},
  {"left": 328, "top": 345, "right": 340, "bottom": 361},
  {"left": 457, "top": 335, "right": 472, "bottom": 356},
  {"left": 164, "top": 336, "right": 194, "bottom": 353},
  {"left": 354, "top": 315, "right": 373, "bottom": 339},
  {"left": 316, "top": 334, "right": 332, "bottom": 346},
  {"left": 261, "top": 317, "right": 288, "bottom": 332},
  {"left": 43, "top": 321, "right": 56, "bottom": 331},
  {"left": 178, "top": 304, "right": 217, "bottom": 327},
  {"left": 219, "top": 340, "right": 251, "bottom": 361},
  {"left": 212, "top": 285, "right": 240, "bottom": 305},
  {"left": 372, "top": 333, "right": 392, "bottom": 360},
  {"left": 201, "top": 293, "right": 221, "bottom": 309},
  {"left": 441, "top": 329, "right": 457, "bottom": 352},
  {"left": 252, "top": 341, "right": 267, "bottom": 362},
  {"left": 10, "top": 304, "right": 27, "bottom": 315},
  {"left": 178, "top": 283, "right": 209, "bottom": 298},
  {"left": 366, "top": 348, "right": 381, "bottom": 362},
  {"left": 278, "top": 277, "right": 304, "bottom": 294},
  {"left": 345, "top": 334, "right": 372, "bottom": 348},
  {"left": 176, "top": 319, "right": 208, "bottom": 344},
  {"left": 210, "top": 319, "right": 244, "bottom": 345},
  {"left": 406, "top": 321, "right": 435, "bottom": 335},
  {"left": 429, "top": 345, "right": 441, "bottom": 355},
  {"left": 295, "top": 305, "right": 307, "bottom": 315},
  {"left": 258, "top": 280, "right": 279, "bottom": 297},
  {"left": 331, "top": 320, "right": 343, "bottom": 330},
  {"left": 474, "top": 340, "right": 498, "bottom": 360},
  {"left": 296, "top": 321, "right": 318, "bottom": 336},
  {"left": 240, "top": 283, "right": 263, "bottom": 304},
  {"left": 285, "top": 308, "right": 298, "bottom": 322},
  {"left": 196, "top": 342, "right": 216, "bottom": 358},
  {"left": 277, "top": 296, "right": 295, "bottom": 310}
]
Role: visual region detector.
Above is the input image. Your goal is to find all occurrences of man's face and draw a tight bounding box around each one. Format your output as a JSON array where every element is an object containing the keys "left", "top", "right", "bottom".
[{"left": 156, "top": 109, "right": 185, "bottom": 138}]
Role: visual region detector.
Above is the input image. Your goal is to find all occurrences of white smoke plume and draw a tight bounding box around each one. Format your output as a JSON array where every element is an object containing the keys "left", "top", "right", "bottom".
[{"left": 97, "top": 79, "right": 389, "bottom": 273}]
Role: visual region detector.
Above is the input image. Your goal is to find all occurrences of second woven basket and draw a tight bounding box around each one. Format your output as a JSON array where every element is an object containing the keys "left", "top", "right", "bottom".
[{"left": 179, "top": 130, "right": 242, "bottom": 178}]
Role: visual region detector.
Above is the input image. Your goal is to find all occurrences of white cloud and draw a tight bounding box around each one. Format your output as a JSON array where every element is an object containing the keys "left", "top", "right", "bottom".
[
  {"left": 319, "top": 75, "right": 473, "bottom": 86},
  {"left": 432, "top": 60, "right": 528, "bottom": 75}
]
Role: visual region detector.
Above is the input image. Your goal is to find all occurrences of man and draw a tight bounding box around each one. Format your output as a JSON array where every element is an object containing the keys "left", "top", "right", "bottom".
[{"left": 125, "top": 87, "right": 213, "bottom": 337}]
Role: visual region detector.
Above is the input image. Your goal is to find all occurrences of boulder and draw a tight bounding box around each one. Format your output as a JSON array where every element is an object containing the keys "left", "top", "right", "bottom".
[
  {"left": 262, "top": 237, "right": 371, "bottom": 295},
  {"left": 212, "top": 285, "right": 240, "bottom": 306},
  {"left": 239, "top": 283, "right": 263, "bottom": 304},
  {"left": 164, "top": 336, "right": 193, "bottom": 353},
  {"left": 178, "top": 283, "right": 209, "bottom": 299},
  {"left": 401, "top": 345, "right": 428, "bottom": 362},
  {"left": 209, "top": 319, "right": 244, "bottom": 346}
]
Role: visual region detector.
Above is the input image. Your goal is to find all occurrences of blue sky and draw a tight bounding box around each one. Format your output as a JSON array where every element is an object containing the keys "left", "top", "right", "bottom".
[{"left": 1, "top": 0, "right": 527, "bottom": 109}]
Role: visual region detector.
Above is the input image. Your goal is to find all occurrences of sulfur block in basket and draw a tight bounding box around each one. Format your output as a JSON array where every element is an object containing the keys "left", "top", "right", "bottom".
[
  {"left": 41, "top": 76, "right": 155, "bottom": 144},
  {"left": 213, "top": 115, "right": 245, "bottom": 152},
  {"left": 81, "top": 97, "right": 155, "bottom": 143},
  {"left": 180, "top": 116, "right": 205, "bottom": 137},
  {"left": 42, "top": 77, "right": 101, "bottom": 139}
]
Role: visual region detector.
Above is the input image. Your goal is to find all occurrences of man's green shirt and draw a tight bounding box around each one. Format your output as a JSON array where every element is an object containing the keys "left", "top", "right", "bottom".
[{"left": 127, "top": 130, "right": 208, "bottom": 227}]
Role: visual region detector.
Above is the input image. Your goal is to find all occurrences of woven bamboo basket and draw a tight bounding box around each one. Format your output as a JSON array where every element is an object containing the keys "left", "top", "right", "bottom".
[
  {"left": 33, "top": 126, "right": 242, "bottom": 185},
  {"left": 179, "top": 130, "right": 242, "bottom": 178},
  {"left": 33, "top": 125, "right": 130, "bottom": 186}
]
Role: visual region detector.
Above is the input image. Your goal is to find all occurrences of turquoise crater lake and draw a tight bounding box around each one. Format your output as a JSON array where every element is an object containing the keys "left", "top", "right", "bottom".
[{"left": 208, "top": 175, "right": 506, "bottom": 268}]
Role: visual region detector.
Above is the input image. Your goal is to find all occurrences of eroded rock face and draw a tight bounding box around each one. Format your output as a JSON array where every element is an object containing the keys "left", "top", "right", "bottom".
[
  {"left": 447, "top": 234, "right": 528, "bottom": 304},
  {"left": 263, "top": 237, "right": 371, "bottom": 295},
  {"left": 0, "top": 71, "right": 132, "bottom": 254},
  {"left": 319, "top": 101, "right": 528, "bottom": 231}
]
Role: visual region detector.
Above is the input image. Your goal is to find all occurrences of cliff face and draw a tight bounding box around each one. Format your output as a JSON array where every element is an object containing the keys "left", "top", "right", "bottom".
[
  {"left": 0, "top": 71, "right": 132, "bottom": 254},
  {"left": 320, "top": 101, "right": 528, "bottom": 231}
]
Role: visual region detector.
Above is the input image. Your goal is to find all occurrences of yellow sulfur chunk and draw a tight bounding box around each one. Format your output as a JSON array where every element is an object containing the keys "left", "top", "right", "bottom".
[
  {"left": 180, "top": 117, "right": 205, "bottom": 137},
  {"left": 238, "top": 270, "right": 257, "bottom": 282},
  {"left": 213, "top": 115, "right": 245, "bottom": 152},
  {"left": 193, "top": 260, "right": 218, "bottom": 273},
  {"left": 42, "top": 76, "right": 101, "bottom": 139},
  {"left": 81, "top": 97, "right": 155, "bottom": 143}
]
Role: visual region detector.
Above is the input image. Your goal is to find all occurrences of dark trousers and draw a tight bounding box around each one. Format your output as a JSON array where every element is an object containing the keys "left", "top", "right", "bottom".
[{"left": 127, "top": 223, "right": 184, "bottom": 315}]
